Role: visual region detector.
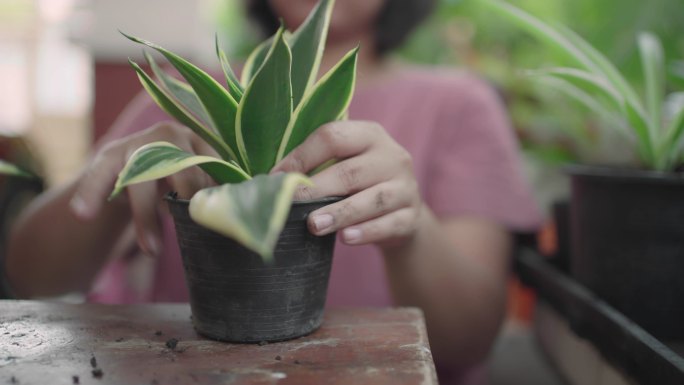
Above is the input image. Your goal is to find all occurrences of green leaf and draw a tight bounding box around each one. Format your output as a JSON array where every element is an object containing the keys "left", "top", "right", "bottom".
[
  {"left": 534, "top": 76, "right": 633, "bottom": 141},
  {"left": 121, "top": 32, "right": 246, "bottom": 169},
  {"left": 0, "top": 160, "right": 34, "bottom": 179},
  {"left": 215, "top": 34, "right": 244, "bottom": 102},
  {"left": 638, "top": 32, "right": 665, "bottom": 137},
  {"left": 128, "top": 59, "right": 234, "bottom": 162},
  {"left": 240, "top": 37, "right": 273, "bottom": 88},
  {"left": 525, "top": 67, "right": 624, "bottom": 110},
  {"left": 277, "top": 46, "right": 359, "bottom": 161},
  {"left": 236, "top": 27, "right": 293, "bottom": 175},
  {"left": 144, "top": 51, "right": 212, "bottom": 127},
  {"left": 289, "top": 0, "right": 335, "bottom": 107},
  {"left": 110, "top": 141, "right": 250, "bottom": 199},
  {"left": 189, "top": 173, "right": 312, "bottom": 261}
]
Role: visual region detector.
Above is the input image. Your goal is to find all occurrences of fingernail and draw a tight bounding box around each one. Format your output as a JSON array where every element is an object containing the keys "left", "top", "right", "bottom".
[
  {"left": 343, "top": 228, "right": 363, "bottom": 244},
  {"left": 145, "top": 234, "right": 161, "bottom": 257},
  {"left": 70, "top": 195, "right": 92, "bottom": 219},
  {"left": 311, "top": 214, "right": 334, "bottom": 234}
]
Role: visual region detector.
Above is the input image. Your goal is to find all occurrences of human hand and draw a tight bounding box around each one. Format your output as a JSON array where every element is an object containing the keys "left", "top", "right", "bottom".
[
  {"left": 69, "top": 122, "right": 217, "bottom": 256},
  {"left": 272, "top": 121, "right": 423, "bottom": 248}
]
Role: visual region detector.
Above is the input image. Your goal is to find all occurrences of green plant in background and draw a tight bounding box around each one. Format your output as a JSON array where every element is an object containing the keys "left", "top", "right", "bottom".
[
  {"left": 483, "top": 0, "right": 684, "bottom": 171},
  {"left": 110, "top": 0, "right": 358, "bottom": 260}
]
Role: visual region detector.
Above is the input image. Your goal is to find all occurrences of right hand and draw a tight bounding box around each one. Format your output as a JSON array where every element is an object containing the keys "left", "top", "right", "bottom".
[{"left": 69, "top": 122, "right": 218, "bottom": 257}]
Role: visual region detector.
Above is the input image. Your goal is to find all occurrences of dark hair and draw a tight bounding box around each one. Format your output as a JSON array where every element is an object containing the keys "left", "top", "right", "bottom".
[{"left": 245, "top": 0, "right": 437, "bottom": 55}]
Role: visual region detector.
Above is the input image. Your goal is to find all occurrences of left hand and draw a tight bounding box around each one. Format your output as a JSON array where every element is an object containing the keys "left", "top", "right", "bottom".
[{"left": 271, "top": 120, "right": 423, "bottom": 247}]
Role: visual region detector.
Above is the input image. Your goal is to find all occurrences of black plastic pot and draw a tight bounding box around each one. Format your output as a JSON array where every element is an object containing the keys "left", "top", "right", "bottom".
[
  {"left": 166, "top": 195, "right": 339, "bottom": 343},
  {"left": 569, "top": 166, "right": 684, "bottom": 340}
]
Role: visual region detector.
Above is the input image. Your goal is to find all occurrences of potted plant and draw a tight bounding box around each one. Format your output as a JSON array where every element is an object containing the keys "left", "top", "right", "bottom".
[
  {"left": 110, "top": 0, "right": 358, "bottom": 342},
  {"left": 485, "top": 0, "right": 684, "bottom": 339}
]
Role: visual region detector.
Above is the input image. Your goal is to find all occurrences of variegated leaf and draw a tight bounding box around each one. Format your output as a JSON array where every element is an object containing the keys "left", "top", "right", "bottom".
[
  {"left": 122, "top": 32, "right": 246, "bottom": 169},
  {"left": 110, "top": 141, "right": 250, "bottom": 199},
  {"left": 128, "top": 59, "right": 235, "bottom": 162},
  {"left": 289, "top": 0, "right": 335, "bottom": 107},
  {"left": 277, "top": 46, "right": 358, "bottom": 160},
  {"left": 0, "top": 160, "right": 33, "bottom": 179},
  {"left": 189, "top": 173, "right": 312, "bottom": 261},
  {"left": 236, "top": 27, "right": 293, "bottom": 175},
  {"left": 215, "top": 34, "right": 244, "bottom": 102}
]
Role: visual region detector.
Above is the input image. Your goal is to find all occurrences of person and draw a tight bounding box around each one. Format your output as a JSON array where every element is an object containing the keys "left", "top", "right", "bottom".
[{"left": 5, "top": 0, "right": 541, "bottom": 383}]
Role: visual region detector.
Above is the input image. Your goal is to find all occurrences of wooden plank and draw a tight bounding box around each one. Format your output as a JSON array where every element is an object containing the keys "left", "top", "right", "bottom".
[{"left": 0, "top": 302, "right": 437, "bottom": 385}]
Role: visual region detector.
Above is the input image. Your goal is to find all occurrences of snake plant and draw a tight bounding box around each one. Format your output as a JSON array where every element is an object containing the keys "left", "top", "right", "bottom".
[
  {"left": 110, "top": 0, "right": 358, "bottom": 260},
  {"left": 484, "top": 0, "right": 684, "bottom": 171}
]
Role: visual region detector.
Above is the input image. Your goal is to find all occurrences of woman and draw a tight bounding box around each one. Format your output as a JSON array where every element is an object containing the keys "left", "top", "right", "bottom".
[{"left": 6, "top": 0, "right": 541, "bottom": 383}]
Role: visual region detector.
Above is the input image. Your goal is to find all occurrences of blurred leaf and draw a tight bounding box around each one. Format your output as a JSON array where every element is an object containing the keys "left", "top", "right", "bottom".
[
  {"left": 189, "top": 173, "right": 312, "bottom": 261},
  {"left": 0, "top": 160, "right": 33, "bottom": 179}
]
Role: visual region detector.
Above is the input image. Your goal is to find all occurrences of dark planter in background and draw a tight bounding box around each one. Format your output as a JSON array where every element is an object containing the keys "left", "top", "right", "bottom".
[
  {"left": 167, "top": 195, "right": 339, "bottom": 343},
  {"left": 569, "top": 166, "right": 684, "bottom": 340}
]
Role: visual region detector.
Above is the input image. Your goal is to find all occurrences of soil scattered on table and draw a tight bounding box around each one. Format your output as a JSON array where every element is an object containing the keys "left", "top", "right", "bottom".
[
  {"left": 275, "top": 355, "right": 282, "bottom": 361},
  {"left": 165, "top": 338, "right": 179, "bottom": 350},
  {"left": 294, "top": 359, "right": 301, "bottom": 365},
  {"left": 90, "top": 356, "right": 97, "bottom": 368},
  {"left": 258, "top": 341, "right": 268, "bottom": 346},
  {"left": 115, "top": 337, "right": 124, "bottom": 342},
  {"left": 154, "top": 331, "right": 162, "bottom": 336},
  {"left": 91, "top": 368, "right": 104, "bottom": 379},
  {"left": 72, "top": 375, "right": 80, "bottom": 384},
  {"left": 9, "top": 376, "right": 18, "bottom": 384}
]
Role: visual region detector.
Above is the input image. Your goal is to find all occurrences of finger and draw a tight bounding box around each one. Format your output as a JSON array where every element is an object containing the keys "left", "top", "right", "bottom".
[
  {"left": 295, "top": 149, "right": 402, "bottom": 200},
  {"left": 70, "top": 144, "right": 125, "bottom": 220},
  {"left": 271, "top": 121, "right": 383, "bottom": 174},
  {"left": 168, "top": 167, "right": 213, "bottom": 199},
  {"left": 307, "top": 180, "right": 413, "bottom": 235},
  {"left": 127, "top": 181, "right": 163, "bottom": 257},
  {"left": 339, "top": 207, "right": 419, "bottom": 246}
]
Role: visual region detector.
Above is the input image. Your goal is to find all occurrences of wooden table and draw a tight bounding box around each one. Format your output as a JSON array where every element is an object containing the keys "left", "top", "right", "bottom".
[{"left": 0, "top": 301, "right": 437, "bottom": 385}]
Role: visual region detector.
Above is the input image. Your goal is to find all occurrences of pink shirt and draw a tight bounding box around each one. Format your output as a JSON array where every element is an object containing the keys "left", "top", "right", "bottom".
[{"left": 89, "top": 67, "right": 541, "bottom": 383}]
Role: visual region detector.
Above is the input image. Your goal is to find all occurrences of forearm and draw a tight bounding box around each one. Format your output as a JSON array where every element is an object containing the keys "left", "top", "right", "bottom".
[
  {"left": 5, "top": 179, "right": 130, "bottom": 298},
  {"left": 382, "top": 204, "right": 511, "bottom": 370}
]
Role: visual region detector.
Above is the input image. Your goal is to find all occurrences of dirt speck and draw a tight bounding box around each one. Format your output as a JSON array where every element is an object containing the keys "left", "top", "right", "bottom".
[
  {"left": 154, "top": 331, "right": 162, "bottom": 337},
  {"left": 9, "top": 376, "right": 18, "bottom": 384},
  {"left": 72, "top": 375, "right": 80, "bottom": 384},
  {"left": 294, "top": 359, "right": 301, "bottom": 365},
  {"left": 115, "top": 337, "right": 124, "bottom": 342},
  {"left": 90, "top": 356, "right": 97, "bottom": 368},
  {"left": 91, "top": 368, "right": 104, "bottom": 379},
  {"left": 275, "top": 355, "right": 282, "bottom": 361},
  {"left": 258, "top": 340, "right": 268, "bottom": 346},
  {"left": 165, "top": 338, "right": 179, "bottom": 350}
]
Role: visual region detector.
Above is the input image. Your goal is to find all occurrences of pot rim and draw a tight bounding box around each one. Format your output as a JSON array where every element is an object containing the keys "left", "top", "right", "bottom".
[
  {"left": 164, "top": 192, "right": 344, "bottom": 206},
  {"left": 564, "top": 164, "right": 684, "bottom": 185}
]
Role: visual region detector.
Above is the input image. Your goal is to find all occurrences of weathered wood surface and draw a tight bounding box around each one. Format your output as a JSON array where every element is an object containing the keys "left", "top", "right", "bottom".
[{"left": 0, "top": 301, "right": 437, "bottom": 385}]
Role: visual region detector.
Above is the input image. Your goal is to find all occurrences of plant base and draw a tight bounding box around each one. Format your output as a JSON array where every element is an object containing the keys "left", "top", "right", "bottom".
[
  {"left": 569, "top": 166, "right": 684, "bottom": 340},
  {"left": 167, "top": 195, "right": 339, "bottom": 343}
]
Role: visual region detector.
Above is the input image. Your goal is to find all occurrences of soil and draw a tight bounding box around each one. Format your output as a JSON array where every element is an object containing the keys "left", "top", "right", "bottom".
[
  {"left": 154, "top": 331, "right": 163, "bottom": 337},
  {"left": 275, "top": 355, "right": 282, "bottom": 361},
  {"left": 294, "top": 360, "right": 301, "bottom": 365},
  {"left": 90, "top": 356, "right": 97, "bottom": 368},
  {"left": 72, "top": 375, "right": 80, "bottom": 384},
  {"left": 91, "top": 368, "right": 103, "bottom": 379},
  {"left": 258, "top": 341, "right": 268, "bottom": 346},
  {"left": 165, "top": 338, "right": 179, "bottom": 350},
  {"left": 10, "top": 376, "right": 18, "bottom": 384},
  {"left": 115, "top": 338, "right": 124, "bottom": 342}
]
